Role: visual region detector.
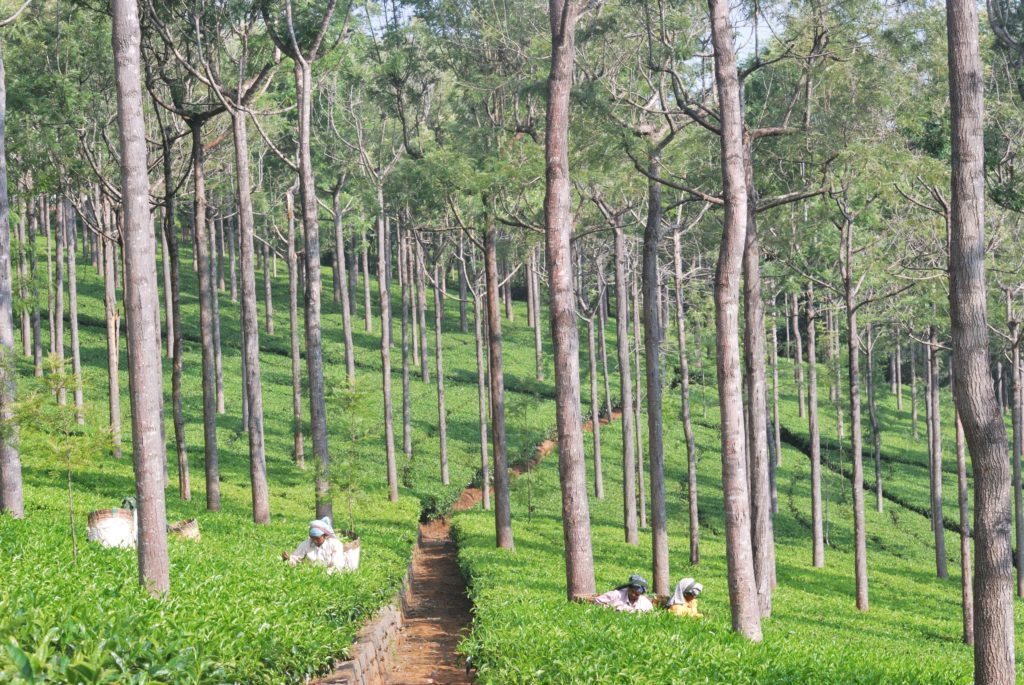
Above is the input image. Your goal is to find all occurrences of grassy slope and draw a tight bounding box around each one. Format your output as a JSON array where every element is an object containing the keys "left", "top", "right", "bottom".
[
  {"left": 0, "top": 241, "right": 555, "bottom": 683},
  {"left": 453, "top": 338, "right": 1024, "bottom": 684}
]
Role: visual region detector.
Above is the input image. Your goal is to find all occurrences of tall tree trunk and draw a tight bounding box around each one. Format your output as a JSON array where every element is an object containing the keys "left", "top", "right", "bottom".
[
  {"left": 866, "top": 325, "right": 883, "bottom": 513},
  {"left": 112, "top": 0, "right": 170, "bottom": 593},
  {"left": 911, "top": 339, "right": 919, "bottom": 439},
  {"left": 159, "top": 146, "right": 187, "bottom": 499},
  {"left": 840, "top": 216, "right": 868, "bottom": 611},
  {"left": 791, "top": 292, "right": 804, "bottom": 418},
  {"left": 434, "top": 263, "right": 449, "bottom": 484},
  {"left": 458, "top": 235, "right": 468, "bottom": 333},
  {"left": 216, "top": 214, "right": 225, "bottom": 293},
  {"left": 709, "top": 0, "right": 762, "bottom": 638},
  {"left": 484, "top": 211, "right": 513, "bottom": 550},
  {"left": 673, "top": 231, "right": 699, "bottom": 564},
  {"left": 54, "top": 198, "right": 65, "bottom": 404},
  {"left": 210, "top": 212, "right": 224, "bottom": 415},
  {"left": 473, "top": 289, "right": 490, "bottom": 510},
  {"left": 633, "top": 273, "right": 646, "bottom": 530},
  {"left": 896, "top": 341, "right": 903, "bottom": 411},
  {"left": 228, "top": 215, "right": 238, "bottom": 303},
  {"left": 613, "top": 220, "right": 638, "bottom": 544},
  {"left": 742, "top": 148, "right": 774, "bottom": 614},
  {"left": 1011, "top": 313, "right": 1024, "bottom": 597},
  {"left": 0, "top": 42, "right": 21, "bottom": 519},
  {"left": 954, "top": 387, "right": 975, "bottom": 646},
  {"left": 947, "top": 2, "right": 1016, "bottom": 675},
  {"left": 376, "top": 190, "right": 398, "bottom": 502},
  {"left": 161, "top": 215, "right": 173, "bottom": 359},
  {"left": 231, "top": 111, "right": 270, "bottom": 525},
  {"left": 65, "top": 202, "right": 83, "bottom": 423},
  {"left": 29, "top": 198, "right": 41, "bottom": 377},
  {"left": 533, "top": 249, "right": 545, "bottom": 380},
  {"left": 103, "top": 226, "right": 123, "bottom": 462},
  {"left": 293, "top": 60, "right": 332, "bottom": 520},
  {"left": 598, "top": 264, "right": 613, "bottom": 422},
  {"left": 362, "top": 230, "right": 372, "bottom": 332},
  {"left": 409, "top": 236, "right": 420, "bottom": 372},
  {"left": 44, "top": 197, "right": 53, "bottom": 357},
  {"left": 333, "top": 188, "right": 355, "bottom": 385},
  {"left": 416, "top": 241, "right": 429, "bottom": 383},
  {"left": 286, "top": 190, "right": 304, "bottom": 467},
  {"left": 263, "top": 242, "right": 274, "bottom": 335},
  {"left": 587, "top": 315, "right": 603, "bottom": 499},
  {"left": 928, "top": 326, "right": 948, "bottom": 578},
  {"left": 399, "top": 229, "right": 413, "bottom": 464},
  {"left": 16, "top": 202, "right": 27, "bottom": 358},
  {"left": 543, "top": 0, "right": 595, "bottom": 596},
  {"left": 189, "top": 122, "right": 220, "bottom": 511},
  {"left": 807, "top": 283, "right": 824, "bottom": 567},
  {"left": 642, "top": 155, "right": 669, "bottom": 597}
]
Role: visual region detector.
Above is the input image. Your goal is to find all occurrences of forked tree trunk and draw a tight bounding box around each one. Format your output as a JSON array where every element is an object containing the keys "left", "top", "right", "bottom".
[
  {"left": 709, "top": 0, "right": 762, "bottom": 639},
  {"left": 286, "top": 190, "right": 304, "bottom": 468},
  {"left": 673, "top": 230, "right": 699, "bottom": 565},
  {"left": 928, "top": 326, "right": 947, "bottom": 578},
  {"left": 231, "top": 111, "right": 270, "bottom": 524},
  {"left": 947, "top": 2, "right": 1016, "bottom": 675},
  {"left": 0, "top": 42, "right": 21, "bottom": 519},
  {"left": 543, "top": 0, "right": 595, "bottom": 596},
  {"left": 613, "top": 220, "right": 638, "bottom": 545},
  {"left": 807, "top": 284, "right": 824, "bottom": 567},
  {"left": 190, "top": 123, "right": 220, "bottom": 511},
  {"left": 112, "top": 0, "right": 170, "bottom": 593},
  {"left": 484, "top": 214, "right": 513, "bottom": 550}
]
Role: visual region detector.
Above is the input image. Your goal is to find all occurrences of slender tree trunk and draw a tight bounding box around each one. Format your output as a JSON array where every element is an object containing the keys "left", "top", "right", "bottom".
[
  {"left": 54, "top": 199, "right": 65, "bottom": 404},
  {"left": 613, "top": 220, "right": 639, "bottom": 544},
  {"left": 293, "top": 60, "right": 331, "bottom": 520},
  {"left": 742, "top": 149, "right": 774, "bottom": 613},
  {"left": 16, "top": 202, "right": 27, "bottom": 358},
  {"left": 0, "top": 43, "right": 21, "bottom": 519},
  {"left": 161, "top": 216, "right": 173, "bottom": 359},
  {"left": 44, "top": 197, "right": 53, "bottom": 357},
  {"left": 587, "top": 315, "right": 603, "bottom": 499},
  {"left": 333, "top": 188, "right": 355, "bottom": 385},
  {"left": 840, "top": 216, "right": 868, "bottom": 611},
  {"left": 434, "top": 263, "right": 449, "bottom": 485},
  {"left": 598, "top": 264, "right": 613, "bottom": 422},
  {"left": 484, "top": 212, "right": 513, "bottom": 549},
  {"left": 65, "top": 202, "right": 83, "bottom": 423},
  {"left": 911, "top": 339, "right": 920, "bottom": 439},
  {"left": 543, "top": 0, "right": 595, "bottom": 596},
  {"left": 953, "top": 385, "right": 975, "bottom": 646},
  {"left": 998, "top": 363, "right": 1006, "bottom": 415},
  {"left": 947, "top": 2, "right": 1016, "bottom": 675},
  {"left": 473, "top": 289, "right": 490, "bottom": 510},
  {"left": 216, "top": 214, "right": 225, "bottom": 293},
  {"left": 896, "top": 341, "right": 903, "bottom": 411},
  {"left": 228, "top": 215, "right": 238, "bottom": 303},
  {"left": 409, "top": 237, "right": 420, "bottom": 372},
  {"left": 399, "top": 230, "right": 413, "bottom": 463},
  {"left": 29, "top": 199, "right": 41, "bottom": 377},
  {"left": 286, "top": 190, "right": 304, "bottom": 468},
  {"left": 231, "top": 111, "right": 269, "bottom": 525},
  {"left": 1011, "top": 316, "right": 1024, "bottom": 597},
  {"left": 527, "top": 251, "right": 536, "bottom": 330},
  {"left": 376, "top": 191, "right": 398, "bottom": 502},
  {"left": 190, "top": 122, "right": 220, "bottom": 512},
  {"left": 633, "top": 273, "right": 647, "bottom": 530},
  {"left": 792, "top": 292, "right": 804, "bottom": 418},
  {"left": 709, "top": 0, "right": 762, "bottom": 638},
  {"left": 210, "top": 212, "right": 224, "bottom": 415},
  {"left": 112, "top": 0, "right": 170, "bottom": 593},
  {"left": 416, "top": 241, "right": 429, "bottom": 383},
  {"left": 673, "top": 230, "right": 699, "bottom": 565},
  {"left": 533, "top": 249, "right": 545, "bottom": 380},
  {"left": 928, "top": 326, "right": 948, "bottom": 578},
  {"left": 642, "top": 155, "right": 669, "bottom": 597},
  {"left": 103, "top": 229, "right": 123, "bottom": 463},
  {"left": 866, "top": 325, "right": 883, "bottom": 513},
  {"left": 458, "top": 235, "right": 468, "bottom": 333},
  {"left": 807, "top": 283, "right": 824, "bottom": 567},
  {"left": 263, "top": 242, "right": 274, "bottom": 335},
  {"left": 362, "top": 231, "right": 372, "bottom": 332}
]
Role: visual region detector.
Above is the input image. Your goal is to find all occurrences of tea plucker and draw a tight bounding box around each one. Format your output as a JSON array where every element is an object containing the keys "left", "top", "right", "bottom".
[{"left": 281, "top": 517, "right": 347, "bottom": 574}]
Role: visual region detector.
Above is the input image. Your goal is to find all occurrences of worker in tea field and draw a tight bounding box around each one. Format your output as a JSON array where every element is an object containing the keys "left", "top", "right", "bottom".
[
  {"left": 666, "top": 578, "right": 703, "bottom": 618},
  {"left": 280, "top": 516, "right": 347, "bottom": 574},
  {"left": 591, "top": 574, "right": 655, "bottom": 613}
]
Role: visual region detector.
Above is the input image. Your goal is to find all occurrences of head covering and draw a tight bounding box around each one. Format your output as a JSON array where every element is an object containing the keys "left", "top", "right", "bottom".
[
  {"left": 624, "top": 574, "right": 648, "bottom": 594},
  {"left": 668, "top": 578, "right": 703, "bottom": 606},
  {"left": 309, "top": 516, "right": 335, "bottom": 538}
]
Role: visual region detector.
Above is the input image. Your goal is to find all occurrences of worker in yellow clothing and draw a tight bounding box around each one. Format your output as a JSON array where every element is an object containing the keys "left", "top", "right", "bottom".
[{"left": 667, "top": 578, "right": 703, "bottom": 618}]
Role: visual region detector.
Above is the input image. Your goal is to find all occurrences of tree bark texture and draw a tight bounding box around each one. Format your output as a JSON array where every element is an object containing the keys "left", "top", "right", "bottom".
[
  {"left": 485, "top": 216, "right": 513, "bottom": 550},
  {"left": 807, "top": 284, "right": 824, "bottom": 567},
  {"left": 377, "top": 198, "right": 398, "bottom": 502},
  {"left": 613, "top": 221, "right": 638, "bottom": 544},
  {"left": 928, "top": 326, "right": 948, "bottom": 578},
  {"left": 286, "top": 190, "right": 304, "bottom": 468}
]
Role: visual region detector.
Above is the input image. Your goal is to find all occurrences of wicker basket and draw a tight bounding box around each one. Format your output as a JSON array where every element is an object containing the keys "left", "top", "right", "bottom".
[
  {"left": 167, "top": 518, "right": 201, "bottom": 541},
  {"left": 338, "top": 530, "right": 360, "bottom": 570},
  {"left": 86, "top": 508, "right": 136, "bottom": 549}
]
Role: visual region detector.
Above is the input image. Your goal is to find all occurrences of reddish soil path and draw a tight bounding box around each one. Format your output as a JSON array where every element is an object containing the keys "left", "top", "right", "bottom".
[{"left": 378, "top": 411, "right": 622, "bottom": 684}]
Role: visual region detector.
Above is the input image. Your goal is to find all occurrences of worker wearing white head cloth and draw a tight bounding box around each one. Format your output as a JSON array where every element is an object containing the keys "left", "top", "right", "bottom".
[
  {"left": 667, "top": 578, "right": 703, "bottom": 618},
  {"left": 280, "top": 516, "right": 348, "bottom": 574}
]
